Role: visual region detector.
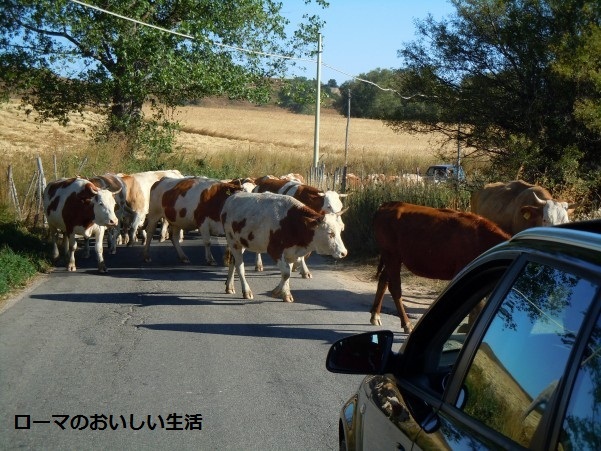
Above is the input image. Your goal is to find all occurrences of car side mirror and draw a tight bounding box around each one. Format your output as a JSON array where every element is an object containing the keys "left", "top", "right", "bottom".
[{"left": 326, "top": 331, "right": 394, "bottom": 374}]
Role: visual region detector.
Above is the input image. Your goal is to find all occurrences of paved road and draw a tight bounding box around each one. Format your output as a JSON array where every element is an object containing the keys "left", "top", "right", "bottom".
[{"left": 0, "top": 234, "right": 426, "bottom": 450}]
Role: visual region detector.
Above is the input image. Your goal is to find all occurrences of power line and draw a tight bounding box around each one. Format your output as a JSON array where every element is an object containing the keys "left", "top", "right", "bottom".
[{"left": 68, "top": 0, "right": 428, "bottom": 99}]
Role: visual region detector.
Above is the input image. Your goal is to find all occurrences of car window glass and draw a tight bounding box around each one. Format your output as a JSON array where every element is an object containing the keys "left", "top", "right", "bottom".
[
  {"left": 460, "top": 261, "right": 597, "bottom": 447},
  {"left": 559, "top": 312, "right": 601, "bottom": 450}
]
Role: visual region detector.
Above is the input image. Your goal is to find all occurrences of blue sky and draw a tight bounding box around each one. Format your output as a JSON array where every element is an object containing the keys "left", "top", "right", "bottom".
[{"left": 280, "top": 0, "right": 456, "bottom": 84}]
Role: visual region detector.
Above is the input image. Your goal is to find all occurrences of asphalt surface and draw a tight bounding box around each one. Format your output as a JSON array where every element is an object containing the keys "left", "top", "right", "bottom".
[{"left": 0, "top": 233, "right": 421, "bottom": 450}]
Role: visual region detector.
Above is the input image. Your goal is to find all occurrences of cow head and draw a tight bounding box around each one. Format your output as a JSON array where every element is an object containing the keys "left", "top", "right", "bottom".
[
  {"left": 91, "top": 188, "right": 119, "bottom": 227},
  {"left": 318, "top": 190, "right": 347, "bottom": 214},
  {"left": 311, "top": 211, "right": 348, "bottom": 259},
  {"left": 522, "top": 193, "right": 571, "bottom": 227}
]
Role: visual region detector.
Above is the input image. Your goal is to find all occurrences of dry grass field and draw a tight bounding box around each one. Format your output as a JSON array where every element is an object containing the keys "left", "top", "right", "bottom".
[{"left": 1, "top": 97, "right": 456, "bottom": 180}]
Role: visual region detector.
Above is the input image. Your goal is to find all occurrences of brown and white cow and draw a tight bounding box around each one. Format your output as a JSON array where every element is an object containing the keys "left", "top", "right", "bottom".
[
  {"left": 471, "top": 180, "right": 574, "bottom": 235},
  {"left": 88, "top": 173, "right": 132, "bottom": 254},
  {"left": 221, "top": 192, "right": 348, "bottom": 302},
  {"left": 252, "top": 175, "right": 347, "bottom": 277},
  {"left": 118, "top": 169, "right": 184, "bottom": 245},
  {"left": 371, "top": 202, "right": 510, "bottom": 333},
  {"left": 43, "top": 177, "right": 119, "bottom": 273},
  {"left": 143, "top": 177, "right": 242, "bottom": 264}
]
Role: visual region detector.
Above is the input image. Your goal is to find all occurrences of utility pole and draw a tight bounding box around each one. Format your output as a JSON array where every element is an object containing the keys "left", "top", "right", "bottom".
[
  {"left": 342, "top": 89, "right": 351, "bottom": 193},
  {"left": 313, "top": 33, "right": 322, "bottom": 168}
]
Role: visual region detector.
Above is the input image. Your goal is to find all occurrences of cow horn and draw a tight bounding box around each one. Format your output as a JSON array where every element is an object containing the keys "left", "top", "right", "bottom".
[
  {"left": 337, "top": 207, "right": 350, "bottom": 216},
  {"left": 532, "top": 192, "right": 548, "bottom": 206}
]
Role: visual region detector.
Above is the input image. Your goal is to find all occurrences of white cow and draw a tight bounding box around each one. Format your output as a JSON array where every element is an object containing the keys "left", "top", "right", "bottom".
[
  {"left": 143, "top": 176, "right": 242, "bottom": 265},
  {"left": 117, "top": 169, "right": 184, "bottom": 245},
  {"left": 251, "top": 176, "right": 347, "bottom": 278},
  {"left": 43, "top": 177, "right": 119, "bottom": 273},
  {"left": 221, "top": 192, "right": 347, "bottom": 302}
]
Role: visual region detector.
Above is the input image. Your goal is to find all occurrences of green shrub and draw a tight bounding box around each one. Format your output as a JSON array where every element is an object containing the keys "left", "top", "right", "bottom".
[{"left": 0, "top": 246, "right": 39, "bottom": 296}]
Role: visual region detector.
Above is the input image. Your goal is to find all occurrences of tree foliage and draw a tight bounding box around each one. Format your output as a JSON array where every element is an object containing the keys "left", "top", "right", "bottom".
[
  {"left": 333, "top": 68, "right": 434, "bottom": 119},
  {"left": 0, "top": 0, "right": 328, "bottom": 153},
  {"left": 386, "top": 0, "right": 601, "bottom": 188}
]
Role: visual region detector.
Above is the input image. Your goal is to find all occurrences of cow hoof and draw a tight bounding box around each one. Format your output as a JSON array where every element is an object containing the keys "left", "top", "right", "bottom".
[
  {"left": 301, "top": 272, "right": 312, "bottom": 279},
  {"left": 110, "top": 250, "right": 117, "bottom": 255},
  {"left": 255, "top": 266, "right": 264, "bottom": 272},
  {"left": 67, "top": 266, "right": 77, "bottom": 272},
  {"left": 243, "top": 291, "right": 254, "bottom": 300},
  {"left": 144, "top": 257, "right": 152, "bottom": 263},
  {"left": 370, "top": 314, "right": 382, "bottom": 326},
  {"left": 403, "top": 323, "right": 413, "bottom": 334},
  {"left": 282, "top": 295, "right": 294, "bottom": 303},
  {"left": 225, "top": 288, "right": 235, "bottom": 294},
  {"left": 207, "top": 261, "right": 217, "bottom": 266},
  {"left": 98, "top": 267, "right": 108, "bottom": 274},
  {"left": 181, "top": 258, "right": 191, "bottom": 264}
]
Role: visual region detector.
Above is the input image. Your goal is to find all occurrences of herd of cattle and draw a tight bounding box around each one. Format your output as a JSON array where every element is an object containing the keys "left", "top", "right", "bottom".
[{"left": 42, "top": 170, "right": 574, "bottom": 332}]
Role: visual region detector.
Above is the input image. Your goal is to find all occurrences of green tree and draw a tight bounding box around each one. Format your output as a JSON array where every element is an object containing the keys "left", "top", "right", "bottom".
[
  {"left": 276, "top": 76, "right": 330, "bottom": 114},
  {"left": 334, "top": 68, "right": 400, "bottom": 118},
  {"left": 333, "top": 68, "right": 435, "bottom": 120},
  {"left": 387, "top": 0, "right": 601, "bottom": 187},
  {"left": 0, "top": 0, "right": 328, "bottom": 153}
]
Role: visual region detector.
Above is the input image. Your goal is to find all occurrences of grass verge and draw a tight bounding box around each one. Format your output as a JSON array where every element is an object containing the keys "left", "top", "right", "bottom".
[{"left": 0, "top": 210, "right": 52, "bottom": 299}]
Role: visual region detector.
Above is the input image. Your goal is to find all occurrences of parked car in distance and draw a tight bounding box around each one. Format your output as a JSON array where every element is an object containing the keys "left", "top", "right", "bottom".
[
  {"left": 327, "top": 220, "right": 601, "bottom": 450},
  {"left": 424, "top": 163, "right": 466, "bottom": 183}
]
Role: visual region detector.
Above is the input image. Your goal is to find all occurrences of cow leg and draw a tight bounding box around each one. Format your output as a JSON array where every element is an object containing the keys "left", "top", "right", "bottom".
[
  {"left": 95, "top": 226, "right": 108, "bottom": 273},
  {"left": 142, "top": 214, "right": 158, "bottom": 263},
  {"left": 297, "top": 256, "right": 312, "bottom": 279},
  {"left": 272, "top": 259, "right": 294, "bottom": 302},
  {"left": 107, "top": 226, "right": 117, "bottom": 255},
  {"left": 385, "top": 262, "right": 412, "bottom": 334},
  {"left": 49, "top": 226, "right": 60, "bottom": 260},
  {"left": 61, "top": 233, "right": 69, "bottom": 263},
  {"left": 83, "top": 237, "right": 91, "bottom": 259},
  {"left": 255, "top": 253, "right": 264, "bottom": 272},
  {"left": 67, "top": 234, "right": 78, "bottom": 272},
  {"left": 159, "top": 219, "right": 169, "bottom": 242},
  {"left": 370, "top": 270, "right": 388, "bottom": 326},
  {"left": 170, "top": 225, "right": 191, "bottom": 264},
  {"left": 128, "top": 212, "right": 144, "bottom": 246},
  {"left": 225, "top": 260, "right": 236, "bottom": 294},
  {"left": 227, "top": 247, "right": 252, "bottom": 299},
  {"left": 199, "top": 223, "right": 216, "bottom": 266}
]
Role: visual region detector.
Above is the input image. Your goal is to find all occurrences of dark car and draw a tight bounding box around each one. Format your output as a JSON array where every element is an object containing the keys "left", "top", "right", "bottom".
[
  {"left": 424, "top": 164, "right": 466, "bottom": 183},
  {"left": 327, "top": 221, "right": 601, "bottom": 450}
]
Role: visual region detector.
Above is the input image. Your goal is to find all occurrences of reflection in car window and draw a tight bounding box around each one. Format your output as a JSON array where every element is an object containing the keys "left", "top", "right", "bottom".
[
  {"left": 560, "top": 313, "right": 601, "bottom": 450},
  {"left": 460, "top": 262, "right": 597, "bottom": 447}
]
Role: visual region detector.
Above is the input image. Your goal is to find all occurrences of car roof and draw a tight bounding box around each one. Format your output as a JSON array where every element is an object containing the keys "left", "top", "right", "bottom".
[{"left": 511, "top": 222, "right": 601, "bottom": 252}]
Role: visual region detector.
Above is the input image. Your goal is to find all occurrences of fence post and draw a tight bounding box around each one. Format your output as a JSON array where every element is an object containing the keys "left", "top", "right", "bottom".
[
  {"left": 36, "top": 156, "right": 47, "bottom": 228},
  {"left": 7, "top": 165, "right": 22, "bottom": 220}
]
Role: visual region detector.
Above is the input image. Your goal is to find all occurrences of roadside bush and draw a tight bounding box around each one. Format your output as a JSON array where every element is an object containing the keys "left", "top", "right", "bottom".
[
  {"left": 0, "top": 246, "right": 40, "bottom": 297},
  {"left": 0, "top": 208, "right": 51, "bottom": 297}
]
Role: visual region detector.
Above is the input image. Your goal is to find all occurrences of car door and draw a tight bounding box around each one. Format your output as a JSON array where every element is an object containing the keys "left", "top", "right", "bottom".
[
  {"left": 358, "top": 374, "right": 419, "bottom": 450},
  {"left": 354, "top": 261, "right": 512, "bottom": 450},
  {"left": 416, "top": 255, "right": 601, "bottom": 449}
]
